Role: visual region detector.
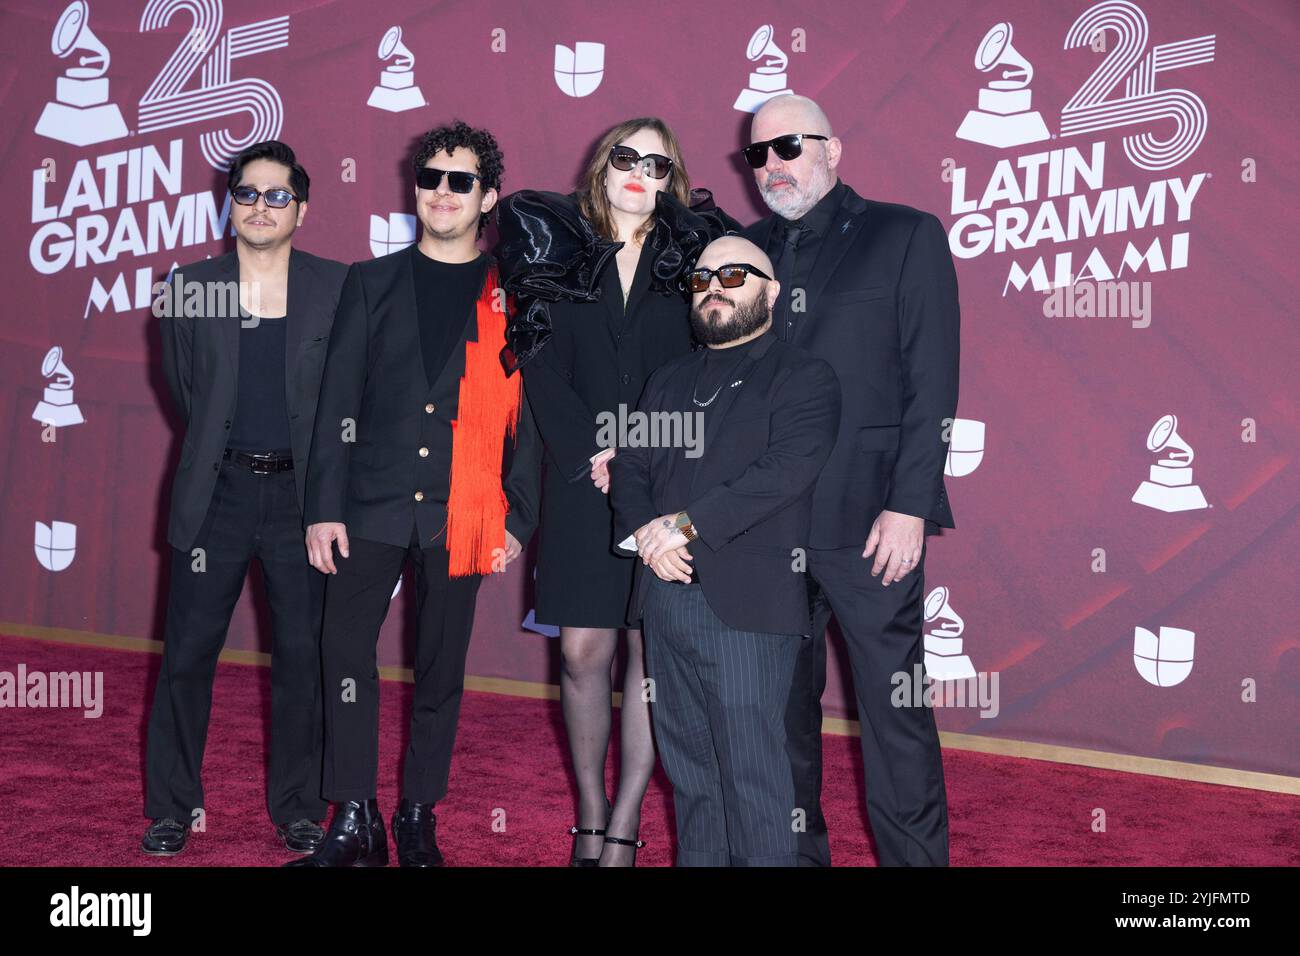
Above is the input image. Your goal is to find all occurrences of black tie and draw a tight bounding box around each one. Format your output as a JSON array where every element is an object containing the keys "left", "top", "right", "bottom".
[{"left": 774, "top": 222, "right": 802, "bottom": 342}]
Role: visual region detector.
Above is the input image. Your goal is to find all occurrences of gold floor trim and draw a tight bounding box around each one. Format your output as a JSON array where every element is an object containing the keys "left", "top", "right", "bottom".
[{"left": 5, "top": 622, "right": 1297, "bottom": 795}]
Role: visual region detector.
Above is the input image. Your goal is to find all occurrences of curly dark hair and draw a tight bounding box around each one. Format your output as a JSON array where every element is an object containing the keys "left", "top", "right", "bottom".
[{"left": 410, "top": 120, "right": 504, "bottom": 238}]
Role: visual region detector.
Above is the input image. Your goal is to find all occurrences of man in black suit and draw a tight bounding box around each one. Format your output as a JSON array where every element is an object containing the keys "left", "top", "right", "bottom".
[
  {"left": 143, "top": 141, "right": 347, "bottom": 857},
  {"left": 740, "top": 95, "right": 960, "bottom": 866},
  {"left": 610, "top": 236, "right": 840, "bottom": 866},
  {"left": 287, "top": 121, "right": 539, "bottom": 868}
]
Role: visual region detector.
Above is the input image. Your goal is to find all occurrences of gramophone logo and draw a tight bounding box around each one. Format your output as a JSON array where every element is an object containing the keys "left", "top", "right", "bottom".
[
  {"left": 32, "top": 346, "right": 85, "bottom": 428},
  {"left": 923, "top": 586, "right": 976, "bottom": 682},
  {"left": 733, "top": 24, "right": 795, "bottom": 113},
  {"left": 34, "top": 1, "right": 129, "bottom": 146},
  {"left": 369, "top": 213, "right": 417, "bottom": 257},
  {"left": 1133, "top": 625, "right": 1194, "bottom": 687},
  {"left": 1131, "top": 414, "right": 1208, "bottom": 512},
  {"left": 944, "top": 418, "right": 985, "bottom": 477},
  {"left": 955, "top": 21, "right": 1050, "bottom": 148},
  {"left": 35, "top": 521, "right": 77, "bottom": 572},
  {"left": 554, "top": 42, "right": 604, "bottom": 97},
  {"left": 367, "top": 26, "right": 426, "bottom": 112}
]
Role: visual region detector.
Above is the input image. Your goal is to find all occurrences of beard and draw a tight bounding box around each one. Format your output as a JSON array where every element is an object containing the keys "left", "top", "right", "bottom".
[
  {"left": 690, "top": 294, "right": 771, "bottom": 346},
  {"left": 759, "top": 160, "right": 832, "bottom": 219}
]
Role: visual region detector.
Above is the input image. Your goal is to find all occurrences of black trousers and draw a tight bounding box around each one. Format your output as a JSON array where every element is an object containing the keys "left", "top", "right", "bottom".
[
  {"left": 784, "top": 542, "right": 950, "bottom": 866},
  {"left": 319, "top": 531, "right": 483, "bottom": 805},
  {"left": 145, "top": 460, "right": 328, "bottom": 826}
]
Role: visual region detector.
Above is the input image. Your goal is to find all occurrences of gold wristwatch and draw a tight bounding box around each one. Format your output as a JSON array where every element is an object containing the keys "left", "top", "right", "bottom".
[{"left": 674, "top": 511, "right": 697, "bottom": 541}]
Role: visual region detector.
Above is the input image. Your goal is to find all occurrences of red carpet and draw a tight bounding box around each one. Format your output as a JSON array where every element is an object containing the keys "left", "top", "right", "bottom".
[{"left": 1, "top": 633, "right": 1296, "bottom": 867}]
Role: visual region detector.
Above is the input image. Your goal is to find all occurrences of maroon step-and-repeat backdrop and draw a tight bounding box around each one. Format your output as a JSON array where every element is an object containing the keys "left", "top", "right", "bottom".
[{"left": 2, "top": 0, "right": 1296, "bottom": 777}]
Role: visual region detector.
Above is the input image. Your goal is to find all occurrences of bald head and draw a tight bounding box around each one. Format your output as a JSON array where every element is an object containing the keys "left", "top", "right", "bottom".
[
  {"left": 695, "top": 235, "right": 772, "bottom": 276},
  {"left": 752, "top": 94, "right": 833, "bottom": 142}
]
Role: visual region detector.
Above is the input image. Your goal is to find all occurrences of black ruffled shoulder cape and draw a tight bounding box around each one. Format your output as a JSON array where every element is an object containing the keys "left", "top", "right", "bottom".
[{"left": 495, "top": 187, "right": 741, "bottom": 373}]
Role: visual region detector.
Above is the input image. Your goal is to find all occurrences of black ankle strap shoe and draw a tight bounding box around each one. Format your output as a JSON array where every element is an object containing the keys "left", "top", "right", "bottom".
[
  {"left": 568, "top": 797, "right": 612, "bottom": 867},
  {"left": 603, "top": 834, "right": 647, "bottom": 867}
]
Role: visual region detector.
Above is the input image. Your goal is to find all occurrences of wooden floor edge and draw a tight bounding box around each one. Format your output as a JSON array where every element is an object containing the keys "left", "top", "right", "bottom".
[{"left": 5, "top": 622, "right": 1296, "bottom": 795}]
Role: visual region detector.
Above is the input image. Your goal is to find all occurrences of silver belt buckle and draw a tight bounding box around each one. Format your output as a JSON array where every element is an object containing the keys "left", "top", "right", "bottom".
[{"left": 248, "top": 451, "right": 278, "bottom": 476}]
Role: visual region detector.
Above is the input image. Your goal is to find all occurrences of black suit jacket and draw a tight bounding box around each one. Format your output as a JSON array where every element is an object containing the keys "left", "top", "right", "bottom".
[
  {"left": 742, "top": 184, "right": 959, "bottom": 548},
  {"left": 609, "top": 332, "right": 840, "bottom": 636},
  {"left": 304, "top": 244, "right": 539, "bottom": 551},
  {"left": 159, "top": 247, "right": 348, "bottom": 551}
]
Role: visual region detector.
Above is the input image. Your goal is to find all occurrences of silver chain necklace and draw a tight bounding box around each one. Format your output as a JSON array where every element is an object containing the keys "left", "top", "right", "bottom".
[{"left": 692, "top": 377, "right": 726, "bottom": 407}]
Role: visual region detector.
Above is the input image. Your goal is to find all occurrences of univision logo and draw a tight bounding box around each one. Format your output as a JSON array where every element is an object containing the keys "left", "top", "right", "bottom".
[
  {"left": 554, "top": 42, "right": 603, "bottom": 97},
  {"left": 369, "top": 213, "right": 417, "bottom": 257},
  {"left": 35, "top": 520, "right": 77, "bottom": 572}
]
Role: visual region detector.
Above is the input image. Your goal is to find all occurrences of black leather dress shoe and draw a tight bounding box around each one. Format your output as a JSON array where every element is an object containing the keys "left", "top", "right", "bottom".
[
  {"left": 392, "top": 799, "right": 444, "bottom": 867},
  {"left": 141, "top": 818, "right": 188, "bottom": 856},
  {"left": 283, "top": 800, "right": 387, "bottom": 867},
  {"left": 276, "top": 818, "right": 326, "bottom": 853}
]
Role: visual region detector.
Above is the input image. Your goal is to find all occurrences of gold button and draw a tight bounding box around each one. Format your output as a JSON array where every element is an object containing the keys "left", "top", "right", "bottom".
[
  {"left": 418, "top": 447, "right": 429, "bottom": 457},
  {"left": 425, "top": 403, "right": 435, "bottom": 413},
  {"left": 414, "top": 491, "right": 424, "bottom": 502}
]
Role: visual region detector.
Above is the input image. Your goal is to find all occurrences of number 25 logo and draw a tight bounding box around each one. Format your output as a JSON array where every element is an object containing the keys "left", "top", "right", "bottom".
[
  {"left": 1061, "top": 0, "right": 1216, "bottom": 171},
  {"left": 138, "top": 0, "right": 289, "bottom": 171}
]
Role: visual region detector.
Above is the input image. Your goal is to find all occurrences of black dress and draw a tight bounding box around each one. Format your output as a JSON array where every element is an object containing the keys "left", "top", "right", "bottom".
[{"left": 496, "top": 189, "right": 738, "bottom": 628}]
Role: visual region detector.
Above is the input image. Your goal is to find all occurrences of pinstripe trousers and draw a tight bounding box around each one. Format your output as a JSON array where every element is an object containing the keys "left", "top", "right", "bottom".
[{"left": 642, "top": 573, "right": 802, "bottom": 867}]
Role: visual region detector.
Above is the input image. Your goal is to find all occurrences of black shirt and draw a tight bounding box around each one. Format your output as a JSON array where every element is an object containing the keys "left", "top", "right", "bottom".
[
  {"left": 667, "top": 329, "right": 772, "bottom": 581},
  {"left": 666, "top": 328, "right": 772, "bottom": 511},
  {"left": 772, "top": 177, "right": 847, "bottom": 342},
  {"left": 412, "top": 250, "right": 488, "bottom": 386},
  {"left": 228, "top": 310, "right": 291, "bottom": 453}
]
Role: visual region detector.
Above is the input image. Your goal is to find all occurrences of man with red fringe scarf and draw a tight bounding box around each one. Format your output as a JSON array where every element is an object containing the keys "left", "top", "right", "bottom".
[{"left": 290, "top": 122, "right": 540, "bottom": 869}]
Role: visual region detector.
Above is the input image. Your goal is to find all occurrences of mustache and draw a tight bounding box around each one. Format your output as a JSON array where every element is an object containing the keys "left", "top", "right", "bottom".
[
  {"left": 765, "top": 173, "right": 798, "bottom": 189},
  {"left": 701, "top": 294, "right": 734, "bottom": 308}
]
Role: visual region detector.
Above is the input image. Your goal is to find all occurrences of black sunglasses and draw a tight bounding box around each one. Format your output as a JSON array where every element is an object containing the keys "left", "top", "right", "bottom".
[
  {"left": 687, "top": 263, "right": 772, "bottom": 293},
  {"left": 608, "top": 145, "right": 674, "bottom": 180},
  {"left": 741, "top": 133, "right": 829, "bottom": 169},
  {"left": 416, "top": 167, "right": 483, "bottom": 193},
  {"left": 231, "top": 185, "right": 299, "bottom": 208}
]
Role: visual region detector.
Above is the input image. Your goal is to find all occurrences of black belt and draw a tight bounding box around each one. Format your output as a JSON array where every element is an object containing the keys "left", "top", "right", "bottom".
[{"left": 223, "top": 448, "right": 294, "bottom": 474}]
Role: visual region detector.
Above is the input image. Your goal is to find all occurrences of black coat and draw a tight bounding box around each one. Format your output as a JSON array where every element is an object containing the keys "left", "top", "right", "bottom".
[
  {"left": 159, "top": 247, "right": 348, "bottom": 551},
  {"left": 521, "top": 241, "right": 693, "bottom": 626},
  {"left": 304, "top": 244, "right": 539, "bottom": 552},
  {"left": 742, "top": 184, "right": 960, "bottom": 547},
  {"left": 609, "top": 332, "right": 841, "bottom": 636}
]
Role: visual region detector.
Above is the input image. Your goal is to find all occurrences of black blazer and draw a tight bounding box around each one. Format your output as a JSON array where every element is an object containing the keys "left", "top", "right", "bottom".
[
  {"left": 304, "top": 244, "right": 539, "bottom": 551},
  {"left": 521, "top": 240, "right": 692, "bottom": 482},
  {"left": 742, "top": 183, "right": 960, "bottom": 548},
  {"left": 609, "top": 332, "right": 841, "bottom": 636},
  {"left": 159, "top": 247, "right": 348, "bottom": 551}
]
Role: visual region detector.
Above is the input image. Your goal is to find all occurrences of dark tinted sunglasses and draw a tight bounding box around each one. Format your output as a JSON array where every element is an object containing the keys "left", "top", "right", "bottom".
[
  {"left": 609, "top": 145, "right": 674, "bottom": 180},
  {"left": 741, "top": 133, "right": 829, "bottom": 169},
  {"left": 687, "top": 263, "right": 772, "bottom": 293},
  {"left": 231, "top": 185, "right": 298, "bottom": 208},
  {"left": 416, "top": 167, "right": 482, "bottom": 193}
]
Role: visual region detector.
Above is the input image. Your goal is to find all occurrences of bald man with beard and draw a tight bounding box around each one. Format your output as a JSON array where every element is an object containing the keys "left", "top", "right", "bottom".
[
  {"left": 609, "top": 236, "right": 840, "bottom": 866},
  {"left": 739, "top": 95, "right": 960, "bottom": 867}
]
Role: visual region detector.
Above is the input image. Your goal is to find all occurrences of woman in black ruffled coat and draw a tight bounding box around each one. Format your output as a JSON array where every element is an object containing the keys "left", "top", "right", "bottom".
[{"left": 496, "top": 117, "right": 736, "bottom": 866}]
